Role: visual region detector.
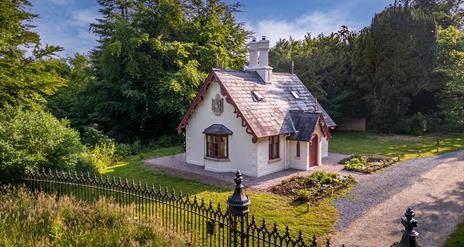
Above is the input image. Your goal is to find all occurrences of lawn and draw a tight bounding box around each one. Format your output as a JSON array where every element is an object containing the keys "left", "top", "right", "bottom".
[
  {"left": 444, "top": 222, "right": 464, "bottom": 247},
  {"left": 330, "top": 132, "right": 464, "bottom": 160},
  {"left": 101, "top": 146, "right": 339, "bottom": 239}
]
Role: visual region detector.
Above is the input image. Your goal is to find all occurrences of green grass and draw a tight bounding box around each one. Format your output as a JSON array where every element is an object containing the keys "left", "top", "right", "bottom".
[
  {"left": 444, "top": 222, "right": 464, "bottom": 247},
  {"left": 101, "top": 146, "right": 339, "bottom": 239},
  {"left": 0, "top": 187, "right": 191, "bottom": 246},
  {"left": 330, "top": 132, "right": 464, "bottom": 160}
]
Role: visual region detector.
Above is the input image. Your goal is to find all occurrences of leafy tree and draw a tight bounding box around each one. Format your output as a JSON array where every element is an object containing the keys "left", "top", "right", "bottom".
[
  {"left": 78, "top": 0, "right": 249, "bottom": 141},
  {"left": 270, "top": 27, "right": 366, "bottom": 121},
  {"left": 0, "top": 0, "right": 65, "bottom": 109},
  {"left": 352, "top": 5, "right": 437, "bottom": 132},
  {"left": 399, "top": 0, "right": 464, "bottom": 28},
  {"left": 0, "top": 106, "right": 95, "bottom": 180},
  {"left": 47, "top": 54, "right": 93, "bottom": 127},
  {"left": 435, "top": 26, "right": 464, "bottom": 130}
]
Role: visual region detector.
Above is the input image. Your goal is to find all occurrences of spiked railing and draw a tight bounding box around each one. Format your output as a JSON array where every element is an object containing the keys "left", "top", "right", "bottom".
[{"left": 14, "top": 168, "right": 420, "bottom": 247}]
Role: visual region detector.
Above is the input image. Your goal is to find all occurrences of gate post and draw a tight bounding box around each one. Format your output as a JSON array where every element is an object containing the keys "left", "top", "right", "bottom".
[
  {"left": 393, "top": 208, "right": 420, "bottom": 247},
  {"left": 227, "top": 170, "right": 251, "bottom": 247}
]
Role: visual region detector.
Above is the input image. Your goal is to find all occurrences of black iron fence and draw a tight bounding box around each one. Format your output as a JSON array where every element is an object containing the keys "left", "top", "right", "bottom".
[{"left": 15, "top": 169, "right": 419, "bottom": 247}]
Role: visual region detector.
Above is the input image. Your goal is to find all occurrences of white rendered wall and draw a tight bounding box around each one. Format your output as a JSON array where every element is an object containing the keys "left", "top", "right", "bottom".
[
  {"left": 288, "top": 140, "right": 308, "bottom": 170},
  {"left": 321, "top": 138, "right": 329, "bottom": 158},
  {"left": 256, "top": 135, "right": 287, "bottom": 177},
  {"left": 185, "top": 82, "right": 258, "bottom": 176}
]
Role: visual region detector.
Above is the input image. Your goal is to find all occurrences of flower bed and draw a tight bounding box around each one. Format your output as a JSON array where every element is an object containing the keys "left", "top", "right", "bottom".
[
  {"left": 271, "top": 171, "right": 355, "bottom": 203},
  {"left": 340, "top": 154, "right": 398, "bottom": 173}
]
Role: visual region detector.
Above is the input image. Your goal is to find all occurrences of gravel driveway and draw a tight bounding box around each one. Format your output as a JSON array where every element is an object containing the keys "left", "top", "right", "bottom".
[{"left": 333, "top": 150, "right": 464, "bottom": 246}]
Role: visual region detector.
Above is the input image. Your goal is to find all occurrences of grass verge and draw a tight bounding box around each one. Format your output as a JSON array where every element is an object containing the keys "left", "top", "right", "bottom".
[
  {"left": 0, "top": 186, "right": 192, "bottom": 246},
  {"left": 330, "top": 132, "right": 464, "bottom": 160},
  {"left": 101, "top": 146, "right": 339, "bottom": 239},
  {"left": 444, "top": 222, "right": 464, "bottom": 247}
]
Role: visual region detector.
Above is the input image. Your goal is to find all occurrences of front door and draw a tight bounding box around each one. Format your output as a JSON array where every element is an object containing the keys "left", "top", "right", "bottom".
[{"left": 309, "top": 134, "right": 319, "bottom": 167}]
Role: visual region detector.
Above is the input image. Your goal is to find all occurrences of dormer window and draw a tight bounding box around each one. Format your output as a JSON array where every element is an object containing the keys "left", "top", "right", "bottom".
[
  {"left": 291, "top": 91, "right": 300, "bottom": 99},
  {"left": 251, "top": 91, "right": 264, "bottom": 101}
]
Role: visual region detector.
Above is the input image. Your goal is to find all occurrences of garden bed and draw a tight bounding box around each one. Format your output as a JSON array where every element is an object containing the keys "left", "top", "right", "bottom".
[
  {"left": 271, "top": 171, "right": 355, "bottom": 204},
  {"left": 340, "top": 154, "right": 398, "bottom": 173}
]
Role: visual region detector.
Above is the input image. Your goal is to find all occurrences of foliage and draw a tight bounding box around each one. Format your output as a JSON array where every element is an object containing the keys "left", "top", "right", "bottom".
[
  {"left": 47, "top": 54, "right": 92, "bottom": 125},
  {"left": 0, "top": 0, "right": 65, "bottom": 109},
  {"left": 0, "top": 107, "right": 95, "bottom": 179},
  {"left": 101, "top": 146, "right": 339, "bottom": 238},
  {"left": 271, "top": 171, "right": 355, "bottom": 203},
  {"left": 435, "top": 26, "right": 464, "bottom": 131},
  {"left": 352, "top": 5, "right": 437, "bottom": 132},
  {"left": 392, "top": 112, "right": 428, "bottom": 135},
  {"left": 58, "top": 0, "right": 250, "bottom": 142},
  {"left": 0, "top": 186, "right": 192, "bottom": 246},
  {"left": 399, "top": 0, "right": 464, "bottom": 28},
  {"left": 270, "top": 26, "right": 366, "bottom": 120},
  {"left": 341, "top": 154, "right": 397, "bottom": 173},
  {"left": 330, "top": 132, "right": 464, "bottom": 161},
  {"left": 444, "top": 222, "right": 464, "bottom": 247}
]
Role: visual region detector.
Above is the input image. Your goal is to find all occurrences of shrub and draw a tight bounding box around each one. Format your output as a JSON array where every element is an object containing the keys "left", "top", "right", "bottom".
[
  {"left": 0, "top": 186, "right": 192, "bottom": 246},
  {"left": 272, "top": 171, "right": 355, "bottom": 203},
  {"left": 89, "top": 142, "right": 119, "bottom": 172},
  {"left": 409, "top": 112, "right": 427, "bottom": 136},
  {"left": 81, "top": 124, "right": 114, "bottom": 147},
  {"left": 0, "top": 107, "right": 95, "bottom": 179}
]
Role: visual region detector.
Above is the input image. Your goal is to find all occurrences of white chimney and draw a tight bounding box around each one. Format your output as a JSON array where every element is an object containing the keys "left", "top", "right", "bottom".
[
  {"left": 248, "top": 37, "right": 258, "bottom": 68},
  {"left": 246, "top": 36, "right": 273, "bottom": 83}
]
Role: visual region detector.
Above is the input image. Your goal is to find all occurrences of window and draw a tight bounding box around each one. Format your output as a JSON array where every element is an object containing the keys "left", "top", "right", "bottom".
[
  {"left": 269, "top": 135, "right": 280, "bottom": 160},
  {"left": 251, "top": 91, "right": 264, "bottom": 101},
  {"left": 291, "top": 91, "right": 300, "bottom": 99},
  {"left": 206, "top": 135, "right": 228, "bottom": 159},
  {"left": 296, "top": 141, "right": 300, "bottom": 157}
]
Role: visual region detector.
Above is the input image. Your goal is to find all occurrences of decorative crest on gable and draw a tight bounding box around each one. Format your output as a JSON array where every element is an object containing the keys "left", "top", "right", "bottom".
[{"left": 212, "top": 94, "right": 224, "bottom": 116}]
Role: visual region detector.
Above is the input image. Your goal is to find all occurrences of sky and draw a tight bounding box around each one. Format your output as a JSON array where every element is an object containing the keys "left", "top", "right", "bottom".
[{"left": 31, "top": 0, "right": 393, "bottom": 56}]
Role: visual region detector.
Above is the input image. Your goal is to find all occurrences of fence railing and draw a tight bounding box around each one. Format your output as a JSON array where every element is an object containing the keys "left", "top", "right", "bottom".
[{"left": 17, "top": 169, "right": 420, "bottom": 247}]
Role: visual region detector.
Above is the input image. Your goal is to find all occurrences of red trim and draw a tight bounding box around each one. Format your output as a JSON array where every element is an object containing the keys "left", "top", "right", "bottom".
[
  {"left": 176, "top": 71, "right": 259, "bottom": 143},
  {"left": 318, "top": 115, "right": 331, "bottom": 139}
]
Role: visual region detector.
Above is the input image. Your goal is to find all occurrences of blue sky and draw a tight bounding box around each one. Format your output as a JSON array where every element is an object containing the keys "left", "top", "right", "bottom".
[{"left": 31, "top": 0, "right": 392, "bottom": 56}]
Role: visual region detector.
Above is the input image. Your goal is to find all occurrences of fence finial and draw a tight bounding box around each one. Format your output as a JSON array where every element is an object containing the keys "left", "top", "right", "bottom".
[
  {"left": 227, "top": 170, "right": 250, "bottom": 216},
  {"left": 394, "top": 207, "right": 420, "bottom": 247}
]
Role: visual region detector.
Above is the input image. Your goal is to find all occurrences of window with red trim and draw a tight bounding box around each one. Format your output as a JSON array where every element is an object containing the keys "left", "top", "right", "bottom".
[
  {"left": 296, "top": 141, "right": 300, "bottom": 157},
  {"left": 269, "top": 135, "right": 280, "bottom": 160},
  {"left": 205, "top": 135, "right": 228, "bottom": 159}
]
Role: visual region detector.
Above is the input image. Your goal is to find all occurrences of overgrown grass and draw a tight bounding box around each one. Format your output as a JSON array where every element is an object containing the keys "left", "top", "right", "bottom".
[
  {"left": 330, "top": 132, "right": 464, "bottom": 160},
  {"left": 0, "top": 186, "right": 192, "bottom": 246},
  {"left": 101, "top": 146, "right": 339, "bottom": 239},
  {"left": 444, "top": 222, "right": 464, "bottom": 247}
]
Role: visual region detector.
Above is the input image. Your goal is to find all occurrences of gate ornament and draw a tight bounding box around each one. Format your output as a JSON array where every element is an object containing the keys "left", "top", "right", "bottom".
[{"left": 227, "top": 170, "right": 250, "bottom": 216}]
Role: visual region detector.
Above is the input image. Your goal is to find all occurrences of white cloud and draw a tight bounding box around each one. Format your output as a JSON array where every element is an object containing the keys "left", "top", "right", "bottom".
[
  {"left": 72, "top": 8, "right": 100, "bottom": 27},
  {"left": 248, "top": 5, "right": 363, "bottom": 45}
]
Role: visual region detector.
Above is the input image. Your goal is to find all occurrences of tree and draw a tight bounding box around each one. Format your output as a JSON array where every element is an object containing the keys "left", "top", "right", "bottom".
[
  {"left": 270, "top": 26, "right": 366, "bottom": 121},
  {"left": 47, "top": 54, "right": 93, "bottom": 128},
  {"left": 435, "top": 26, "right": 464, "bottom": 130},
  {"left": 0, "top": 106, "right": 94, "bottom": 180},
  {"left": 400, "top": 0, "right": 464, "bottom": 28},
  {"left": 0, "top": 0, "right": 65, "bottom": 109},
  {"left": 77, "top": 0, "right": 249, "bottom": 141},
  {"left": 352, "top": 5, "right": 437, "bottom": 131}
]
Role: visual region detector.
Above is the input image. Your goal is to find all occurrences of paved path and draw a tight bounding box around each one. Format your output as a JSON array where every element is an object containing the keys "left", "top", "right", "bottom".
[
  {"left": 332, "top": 150, "right": 464, "bottom": 247},
  {"left": 144, "top": 153, "right": 356, "bottom": 191}
]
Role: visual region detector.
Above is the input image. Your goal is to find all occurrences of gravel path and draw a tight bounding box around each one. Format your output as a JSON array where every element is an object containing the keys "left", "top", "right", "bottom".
[{"left": 333, "top": 150, "right": 464, "bottom": 246}]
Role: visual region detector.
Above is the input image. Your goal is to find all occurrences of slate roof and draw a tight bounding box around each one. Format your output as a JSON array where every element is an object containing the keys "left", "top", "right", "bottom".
[
  {"left": 203, "top": 124, "right": 233, "bottom": 135},
  {"left": 212, "top": 69, "right": 336, "bottom": 138},
  {"left": 287, "top": 111, "right": 321, "bottom": 141}
]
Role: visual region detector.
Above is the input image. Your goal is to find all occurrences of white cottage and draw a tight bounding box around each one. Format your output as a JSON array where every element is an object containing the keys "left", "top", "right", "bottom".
[{"left": 177, "top": 37, "right": 336, "bottom": 177}]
